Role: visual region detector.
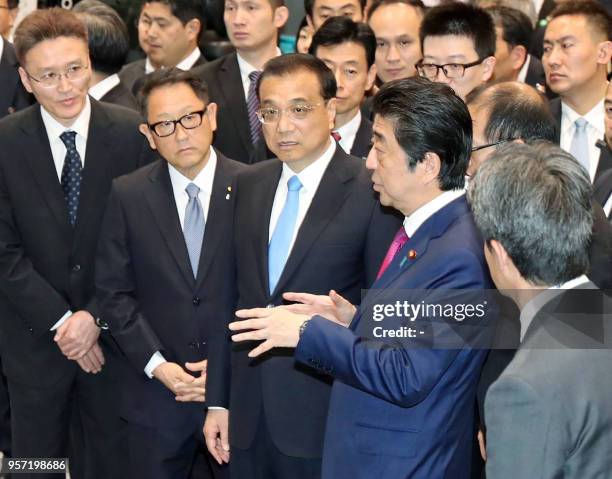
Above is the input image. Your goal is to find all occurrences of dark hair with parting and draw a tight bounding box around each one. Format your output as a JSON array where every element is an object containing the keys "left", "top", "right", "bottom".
[
  {"left": 486, "top": 5, "right": 533, "bottom": 51},
  {"left": 139, "top": 68, "right": 209, "bottom": 117},
  {"left": 372, "top": 76, "right": 472, "bottom": 190},
  {"left": 550, "top": 0, "right": 612, "bottom": 41},
  {"left": 257, "top": 53, "right": 337, "bottom": 101},
  {"left": 419, "top": 2, "right": 496, "bottom": 59},
  {"left": 309, "top": 16, "right": 376, "bottom": 68},
  {"left": 367, "top": 0, "right": 426, "bottom": 20}
]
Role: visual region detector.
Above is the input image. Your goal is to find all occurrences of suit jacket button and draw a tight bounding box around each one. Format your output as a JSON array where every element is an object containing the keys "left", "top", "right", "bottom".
[
  {"left": 188, "top": 341, "right": 198, "bottom": 348},
  {"left": 72, "top": 264, "right": 81, "bottom": 272},
  {"left": 192, "top": 297, "right": 201, "bottom": 306}
]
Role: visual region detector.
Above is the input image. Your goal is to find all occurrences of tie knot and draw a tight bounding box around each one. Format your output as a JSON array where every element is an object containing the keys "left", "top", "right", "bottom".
[
  {"left": 287, "top": 175, "right": 303, "bottom": 192},
  {"left": 185, "top": 183, "right": 200, "bottom": 199},
  {"left": 249, "top": 70, "right": 261, "bottom": 83},
  {"left": 575, "top": 118, "right": 588, "bottom": 130},
  {"left": 394, "top": 227, "right": 409, "bottom": 243},
  {"left": 331, "top": 131, "right": 342, "bottom": 142},
  {"left": 60, "top": 130, "right": 77, "bottom": 148}
]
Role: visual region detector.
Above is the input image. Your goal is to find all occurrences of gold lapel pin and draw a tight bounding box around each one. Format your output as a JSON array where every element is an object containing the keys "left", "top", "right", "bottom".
[
  {"left": 408, "top": 249, "right": 417, "bottom": 259},
  {"left": 226, "top": 185, "right": 232, "bottom": 200}
]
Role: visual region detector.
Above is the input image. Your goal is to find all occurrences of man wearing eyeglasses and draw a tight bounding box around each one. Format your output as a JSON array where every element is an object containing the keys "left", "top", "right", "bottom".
[
  {"left": 0, "top": 8, "right": 154, "bottom": 479},
  {"left": 417, "top": 2, "right": 496, "bottom": 101},
  {"left": 96, "top": 68, "right": 243, "bottom": 479},
  {"left": 203, "top": 53, "right": 401, "bottom": 479}
]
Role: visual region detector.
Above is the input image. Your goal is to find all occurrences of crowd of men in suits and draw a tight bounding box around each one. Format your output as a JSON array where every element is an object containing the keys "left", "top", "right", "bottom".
[{"left": 0, "top": 0, "right": 611, "bottom": 478}]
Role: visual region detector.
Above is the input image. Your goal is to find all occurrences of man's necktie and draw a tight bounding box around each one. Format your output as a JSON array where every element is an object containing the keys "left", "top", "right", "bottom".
[
  {"left": 247, "top": 71, "right": 262, "bottom": 145},
  {"left": 376, "top": 227, "right": 409, "bottom": 280},
  {"left": 331, "top": 131, "right": 342, "bottom": 142},
  {"left": 268, "top": 175, "right": 303, "bottom": 294},
  {"left": 184, "top": 183, "right": 206, "bottom": 277},
  {"left": 59, "top": 130, "right": 82, "bottom": 227},
  {"left": 570, "top": 118, "right": 590, "bottom": 173}
]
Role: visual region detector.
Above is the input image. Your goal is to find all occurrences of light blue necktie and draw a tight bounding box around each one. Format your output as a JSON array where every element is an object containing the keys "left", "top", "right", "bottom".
[
  {"left": 268, "top": 175, "right": 303, "bottom": 294},
  {"left": 184, "top": 183, "right": 205, "bottom": 277},
  {"left": 570, "top": 118, "right": 590, "bottom": 173}
]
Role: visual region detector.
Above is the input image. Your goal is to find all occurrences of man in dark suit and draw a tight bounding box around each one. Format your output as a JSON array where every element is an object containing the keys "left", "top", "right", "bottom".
[
  {"left": 0, "top": 35, "right": 31, "bottom": 118},
  {"left": 310, "top": 17, "right": 376, "bottom": 159},
  {"left": 487, "top": 6, "right": 555, "bottom": 98},
  {"left": 193, "top": 0, "right": 289, "bottom": 164},
  {"left": 0, "top": 8, "right": 153, "bottom": 478},
  {"left": 230, "top": 77, "right": 493, "bottom": 478},
  {"left": 97, "top": 69, "right": 242, "bottom": 479},
  {"left": 75, "top": 0, "right": 139, "bottom": 110},
  {"left": 119, "top": 0, "right": 207, "bottom": 95},
  {"left": 204, "top": 54, "right": 401, "bottom": 478},
  {"left": 469, "top": 142, "right": 612, "bottom": 479},
  {"left": 594, "top": 80, "right": 612, "bottom": 219},
  {"left": 544, "top": 0, "right": 612, "bottom": 183}
]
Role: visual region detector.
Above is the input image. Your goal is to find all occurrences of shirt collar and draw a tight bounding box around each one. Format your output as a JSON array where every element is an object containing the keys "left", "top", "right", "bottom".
[
  {"left": 168, "top": 147, "right": 217, "bottom": 196},
  {"left": 176, "top": 47, "right": 202, "bottom": 71},
  {"left": 403, "top": 189, "right": 465, "bottom": 238},
  {"left": 335, "top": 110, "right": 361, "bottom": 142},
  {"left": 517, "top": 54, "right": 530, "bottom": 83},
  {"left": 519, "top": 274, "right": 590, "bottom": 341},
  {"left": 561, "top": 98, "right": 605, "bottom": 136},
  {"left": 279, "top": 139, "right": 336, "bottom": 194},
  {"left": 88, "top": 73, "right": 121, "bottom": 100},
  {"left": 236, "top": 48, "right": 282, "bottom": 83},
  {"left": 0, "top": 36, "right": 4, "bottom": 61},
  {"left": 40, "top": 95, "right": 92, "bottom": 142},
  {"left": 145, "top": 57, "right": 156, "bottom": 74}
]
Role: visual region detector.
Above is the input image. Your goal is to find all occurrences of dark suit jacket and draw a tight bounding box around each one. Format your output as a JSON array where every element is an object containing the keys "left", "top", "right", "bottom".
[
  {"left": 96, "top": 153, "right": 244, "bottom": 427},
  {"left": 549, "top": 98, "right": 612, "bottom": 182},
  {"left": 594, "top": 162, "right": 612, "bottom": 216},
  {"left": 295, "top": 196, "right": 493, "bottom": 478},
  {"left": 0, "top": 41, "right": 32, "bottom": 118},
  {"left": 349, "top": 114, "right": 373, "bottom": 159},
  {"left": 224, "top": 147, "right": 402, "bottom": 457},
  {"left": 0, "top": 100, "right": 154, "bottom": 387},
  {"left": 128, "top": 55, "right": 207, "bottom": 97},
  {"left": 100, "top": 80, "right": 139, "bottom": 111},
  {"left": 192, "top": 53, "right": 271, "bottom": 164}
]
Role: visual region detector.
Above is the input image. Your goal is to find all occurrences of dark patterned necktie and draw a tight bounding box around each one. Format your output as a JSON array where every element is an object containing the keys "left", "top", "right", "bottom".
[
  {"left": 247, "top": 70, "right": 262, "bottom": 144},
  {"left": 59, "top": 131, "right": 82, "bottom": 227}
]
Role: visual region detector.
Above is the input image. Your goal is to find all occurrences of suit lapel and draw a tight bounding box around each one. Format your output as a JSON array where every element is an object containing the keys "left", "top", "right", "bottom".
[
  {"left": 144, "top": 161, "right": 195, "bottom": 288},
  {"left": 218, "top": 54, "right": 252, "bottom": 156},
  {"left": 350, "top": 115, "right": 373, "bottom": 159},
  {"left": 195, "top": 153, "right": 234, "bottom": 288},
  {"left": 271, "top": 149, "right": 356, "bottom": 297},
  {"left": 594, "top": 141, "right": 612, "bottom": 183},
  {"left": 549, "top": 98, "right": 562, "bottom": 144},
  {"left": 21, "top": 106, "right": 72, "bottom": 239}
]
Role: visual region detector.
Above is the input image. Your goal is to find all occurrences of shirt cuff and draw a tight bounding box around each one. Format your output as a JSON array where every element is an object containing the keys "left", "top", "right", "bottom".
[
  {"left": 144, "top": 351, "right": 167, "bottom": 378},
  {"left": 50, "top": 310, "right": 72, "bottom": 331}
]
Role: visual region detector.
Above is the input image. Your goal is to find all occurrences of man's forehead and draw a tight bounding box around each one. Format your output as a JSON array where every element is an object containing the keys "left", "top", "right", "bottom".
[
  {"left": 423, "top": 35, "right": 478, "bottom": 58},
  {"left": 316, "top": 42, "right": 368, "bottom": 64},
  {"left": 315, "top": 0, "right": 361, "bottom": 9}
]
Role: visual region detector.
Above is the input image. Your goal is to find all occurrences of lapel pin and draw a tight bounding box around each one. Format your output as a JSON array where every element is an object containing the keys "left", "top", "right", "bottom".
[
  {"left": 399, "top": 249, "right": 417, "bottom": 268},
  {"left": 226, "top": 185, "right": 232, "bottom": 200},
  {"left": 408, "top": 249, "right": 417, "bottom": 259}
]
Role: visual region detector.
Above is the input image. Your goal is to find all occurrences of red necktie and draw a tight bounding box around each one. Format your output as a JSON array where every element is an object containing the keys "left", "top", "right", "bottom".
[
  {"left": 331, "top": 131, "right": 342, "bottom": 142},
  {"left": 376, "top": 227, "right": 409, "bottom": 279}
]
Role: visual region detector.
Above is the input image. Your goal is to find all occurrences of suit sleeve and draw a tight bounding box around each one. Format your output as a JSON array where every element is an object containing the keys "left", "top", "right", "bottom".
[
  {"left": 295, "top": 249, "right": 488, "bottom": 407},
  {"left": 96, "top": 182, "right": 164, "bottom": 373},
  {"left": 485, "top": 375, "right": 558, "bottom": 478},
  {"left": 0, "top": 157, "right": 71, "bottom": 336}
]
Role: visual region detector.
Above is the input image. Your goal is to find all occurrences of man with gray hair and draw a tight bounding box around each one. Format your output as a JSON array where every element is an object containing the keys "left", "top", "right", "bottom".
[{"left": 468, "top": 141, "right": 612, "bottom": 478}]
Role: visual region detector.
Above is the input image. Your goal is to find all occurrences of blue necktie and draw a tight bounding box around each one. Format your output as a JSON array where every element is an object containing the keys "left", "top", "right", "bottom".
[
  {"left": 59, "top": 131, "right": 82, "bottom": 226},
  {"left": 184, "top": 183, "right": 206, "bottom": 277},
  {"left": 570, "top": 118, "right": 590, "bottom": 173},
  {"left": 247, "top": 71, "right": 262, "bottom": 144},
  {"left": 268, "top": 175, "right": 303, "bottom": 294}
]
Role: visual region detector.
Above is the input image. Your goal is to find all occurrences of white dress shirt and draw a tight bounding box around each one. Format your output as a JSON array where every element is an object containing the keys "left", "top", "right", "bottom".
[
  {"left": 518, "top": 275, "right": 590, "bottom": 341},
  {"left": 236, "top": 49, "right": 282, "bottom": 101},
  {"left": 335, "top": 110, "right": 362, "bottom": 155},
  {"left": 88, "top": 73, "right": 121, "bottom": 101},
  {"left": 144, "top": 149, "right": 218, "bottom": 378},
  {"left": 560, "top": 99, "right": 605, "bottom": 182},
  {"left": 268, "top": 140, "right": 336, "bottom": 254},
  {"left": 517, "top": 55, "right": 531, "bottom": 84},
  {"left": 144, "top": 47, "right": 202, "bottom": 75},
  {"left": 604, "top": 193, "right": 612, "bottom": 217},
  {"left": 402, "top": 189, "right": 465, "bottom": 238},
  {"left": 42, "top": 97, "right": 92, "bottom": 330},
  {"left": 0, "top": 36, "right": 4, "bottom": 61}
]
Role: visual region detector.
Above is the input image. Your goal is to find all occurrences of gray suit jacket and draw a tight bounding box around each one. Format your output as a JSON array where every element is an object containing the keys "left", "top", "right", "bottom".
[{"left": 485, "top": 283, "right": 612, "bottom": 479}]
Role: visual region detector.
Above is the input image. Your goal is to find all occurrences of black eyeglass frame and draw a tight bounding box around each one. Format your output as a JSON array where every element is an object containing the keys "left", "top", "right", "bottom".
[
  {"left": 471, "top": 138, "right": 516, "bottom": 153},
  {"left": 415, "top": 59, "right": 485, "bottom": 79},
  {"left": 148, "top": 108, "right": 208, "bottom": 138}
]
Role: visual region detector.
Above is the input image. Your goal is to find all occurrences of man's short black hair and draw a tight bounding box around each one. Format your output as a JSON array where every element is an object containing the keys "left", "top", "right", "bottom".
[
  {"left": 372, "top": 77, "right": 472, "bottom": 190},
  {"left": 550, "top": 0, "right": 612, "bottom": 41},
  {"left": 258, "top": 53, "right": 337, "bottom": 101},
  {"left": 139, "top": 0, "right": 205, "bottom": 29},
  {"left": 367, "top": 0, "right": 426, "bottom": 21},
  {"left": 487, "top": 5, "right": 533, "bottom": 51},
  {"left": 466, "top": 82, "right": 556, "bottom": 144},
  {"left": 304, "top": 0, "right": 366, "bottom": 19},
  {"left": 309, "top": 17, "right": 376, "bottom": 68},
  {"left": 419, "top": 2, "right": 496, "bottom": 59},
  {"left": 139, "top": 68, "right": 209, "bottom": 117},
  {"left": 74, "top": 0, "right": 129, "bottom": 75}
]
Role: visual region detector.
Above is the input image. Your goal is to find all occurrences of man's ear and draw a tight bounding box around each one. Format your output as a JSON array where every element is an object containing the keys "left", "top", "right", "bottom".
[
  {"left": 274, "top": 5, "right": 290, "bottom": 29},
  {"left": 480, "top": 56, "right": 496, "bottom": 83},
  {"left": 510, "top": 45, "right": 527, "bottom": 72},
  {"left": 206, "top": 102, "right": 218, "bottom": 133},
  {"left": 18, "top": 67, "right": 33, "bottom": 94},
  {"left": 421, "top": 152, "right": 441, "bottom": 184},
  {"left": 489, "top": 238, "right": 514, "bottom": 278},
  {"left": 597, "top": 40, "right": 612, "bottom": 65},
  {"left": 185, "top": 18, "right": 202, "bottom": 42},
  {"left": 326, "top": 97, "right": 337, "bottom": 130},
  {"left": 139, "top": 123, "right": 157, "bottom": 150},
  {"left": 365, "top": 63, "right": 377, "bottom": 92}
]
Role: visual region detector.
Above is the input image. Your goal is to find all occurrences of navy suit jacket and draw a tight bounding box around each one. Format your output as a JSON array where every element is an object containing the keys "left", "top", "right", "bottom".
[{"left": 295, "top": 196, "right": 493, "bottom": 478}]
